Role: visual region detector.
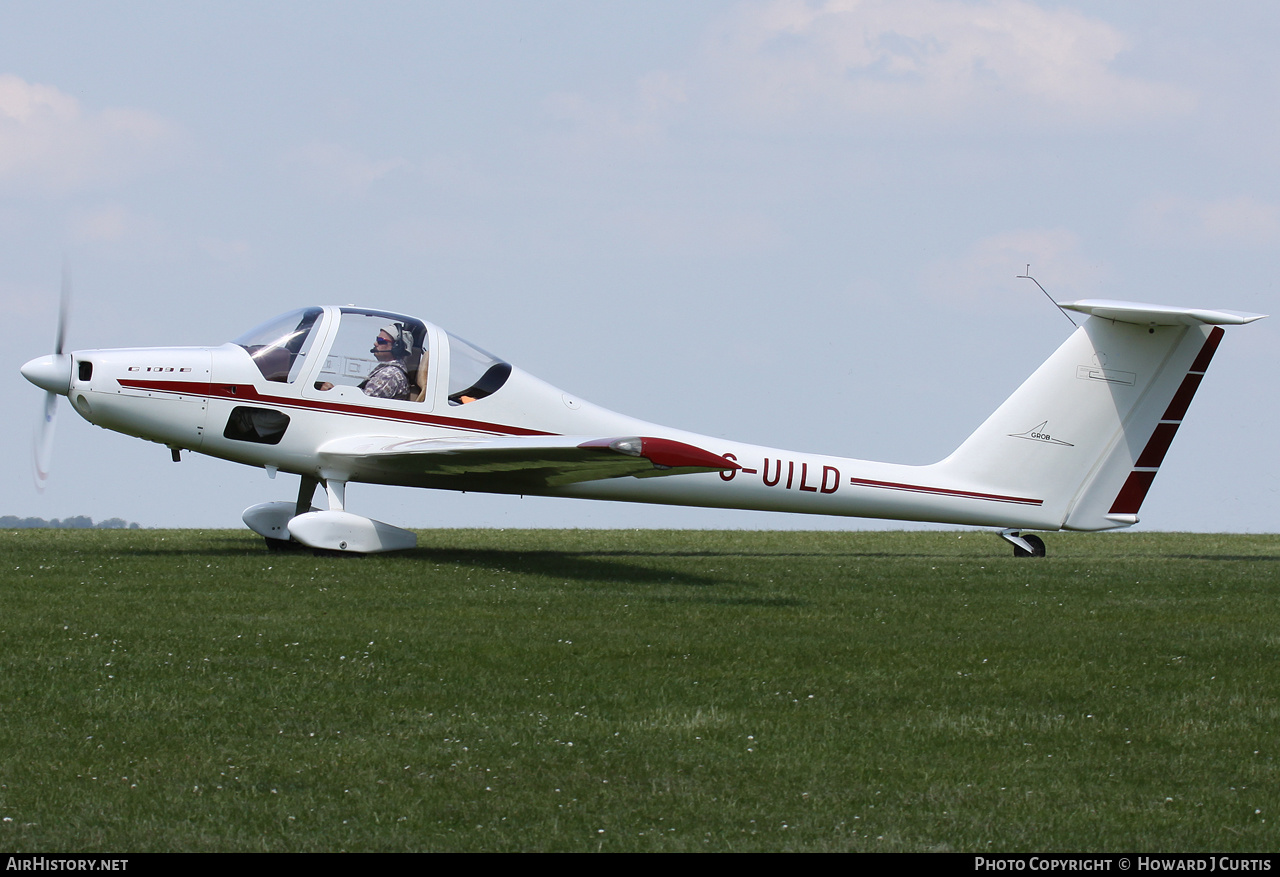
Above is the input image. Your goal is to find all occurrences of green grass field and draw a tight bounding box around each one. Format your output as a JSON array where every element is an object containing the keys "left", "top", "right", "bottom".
[{"left": 1, "top": 528, "right": 1277, "bottom": 852}]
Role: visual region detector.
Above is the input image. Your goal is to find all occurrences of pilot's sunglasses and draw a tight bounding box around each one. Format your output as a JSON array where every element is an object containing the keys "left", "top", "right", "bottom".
[{"left": 374, "top": 336, "right": 392, "bottom": 346}]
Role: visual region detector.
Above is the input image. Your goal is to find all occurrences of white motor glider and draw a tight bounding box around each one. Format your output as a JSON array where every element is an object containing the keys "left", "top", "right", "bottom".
[{"left": 21, "top": 298, "right": 1264, "bottom": 556}]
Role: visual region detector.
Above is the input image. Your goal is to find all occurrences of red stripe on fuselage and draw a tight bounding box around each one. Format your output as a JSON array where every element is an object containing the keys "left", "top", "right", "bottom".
[
  {"left": 848, "top": 477, "right": 1043, "bottom": 506},
  {"left": 115, "top": 379, "right": 556, "bottom": 437},
  {"left": 119, "top": 378, "right": 1045, "bottom": 509}
]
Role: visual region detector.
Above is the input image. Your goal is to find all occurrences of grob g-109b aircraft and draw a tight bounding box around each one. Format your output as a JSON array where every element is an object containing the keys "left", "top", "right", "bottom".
[{"left": 21, "top": 295, "right": 1264, "bottom": 555}]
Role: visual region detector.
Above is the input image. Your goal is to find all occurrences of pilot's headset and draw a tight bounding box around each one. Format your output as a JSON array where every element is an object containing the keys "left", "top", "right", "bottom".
[{"left": 374, "top": 322, "right": 414, "bottom": 358}]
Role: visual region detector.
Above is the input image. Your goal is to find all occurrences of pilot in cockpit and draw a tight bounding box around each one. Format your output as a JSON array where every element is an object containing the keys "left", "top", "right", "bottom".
[{"left": 359, "top": 323, "right": 414, "bottom": 400}]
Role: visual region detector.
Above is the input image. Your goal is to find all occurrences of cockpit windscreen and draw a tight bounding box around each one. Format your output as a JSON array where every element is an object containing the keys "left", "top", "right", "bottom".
[{"left": 232, "top": 308, "right": 323, "bottom": 383}]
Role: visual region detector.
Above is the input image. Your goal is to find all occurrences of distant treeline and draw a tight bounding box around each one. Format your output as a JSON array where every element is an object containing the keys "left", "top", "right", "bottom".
[{"left": 1, "top": 516, "right": 140, "bottom": 530}]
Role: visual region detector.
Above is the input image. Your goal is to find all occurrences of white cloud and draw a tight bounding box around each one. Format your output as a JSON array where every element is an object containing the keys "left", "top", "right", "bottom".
[
  {"left": 541, "top": 69, "right": 688, "bottom": 160},
  {"left": 418, "top": 152, "right": 497, "bottom": 197},
  {"left": 0, "top": 278, "right": 55, "bottom": 320},
  {"left": 537, "top": 1, "right": 1195, "bottom": 161},
  {"left": 699, "top": 0, "right": 1195, "bottom": 127},
  {"left": 1133, "top": 194, "right": 1280, "bottom": 249},
  {"left": 197, "top": 235, "right": 251, "bottom": 263},
  {"left": 383, "top": 215, "right": 495, "bottom": 254},
  {"left": 65, "top": 205, "right": 184, "bottom": 262},
  {"left": 285, "top": 141, "right": 409, "bottom": 197},
  {"left": 67, "top": 205, "right": 153, "bottom": 244},
  {"left": 602, "top": 206, "right": 781, "bottom": 257},
  {"left": 921, "top": 227, "right": 1105, "bottom": 305},
  {"left": 65, "top": 206, "right": 252, "bottom": 263},
  {"left": 0, "top": 74, "right": 183, "bottom": 192}
]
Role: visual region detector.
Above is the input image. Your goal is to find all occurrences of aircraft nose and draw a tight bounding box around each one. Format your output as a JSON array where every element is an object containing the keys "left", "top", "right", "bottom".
[{"left": 21, "top": 353, "right": 73, "bottom": 395}]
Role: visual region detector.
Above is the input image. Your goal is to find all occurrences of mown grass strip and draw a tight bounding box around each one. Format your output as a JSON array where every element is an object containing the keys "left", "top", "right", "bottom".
[{"left": 1, "top": 529, "right": 1277, "bottom": 851}]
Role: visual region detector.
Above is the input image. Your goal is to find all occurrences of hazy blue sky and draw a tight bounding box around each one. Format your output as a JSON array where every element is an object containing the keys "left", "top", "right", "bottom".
[{"left": 5, "top": 1, "right": 1277, "bottom": 533}]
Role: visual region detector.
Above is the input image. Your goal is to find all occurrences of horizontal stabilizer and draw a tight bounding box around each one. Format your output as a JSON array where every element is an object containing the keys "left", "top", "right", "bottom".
[{"left": 1059, "top": 300, "right": 1267, "bottom": 326}]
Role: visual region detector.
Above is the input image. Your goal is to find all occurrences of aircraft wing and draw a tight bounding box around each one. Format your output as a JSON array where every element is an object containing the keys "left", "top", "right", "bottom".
[{"left": 316, "top": 434, "right": 740, "bottom": 489}]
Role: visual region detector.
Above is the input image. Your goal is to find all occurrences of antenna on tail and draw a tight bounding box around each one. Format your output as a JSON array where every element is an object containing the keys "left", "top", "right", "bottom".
[{"left": 1017, "top": 265, "right": 1078, "bottom": 329}]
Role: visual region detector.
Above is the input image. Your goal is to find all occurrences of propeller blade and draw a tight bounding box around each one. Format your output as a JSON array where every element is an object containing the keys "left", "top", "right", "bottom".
[
  {"left": 33, "top": 264, "right": 71, "bottom": 491},
  {"left": 54, "top": 262, "right": 71, "bottom": 355},
  {"left": 34, "top": 391, "right": 58, "bottom": 493}
]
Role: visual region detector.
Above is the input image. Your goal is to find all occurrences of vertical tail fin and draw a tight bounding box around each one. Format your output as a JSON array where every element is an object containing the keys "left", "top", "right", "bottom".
[{"left": 935, "top": 301, "right": 1264, "bottom": 531}]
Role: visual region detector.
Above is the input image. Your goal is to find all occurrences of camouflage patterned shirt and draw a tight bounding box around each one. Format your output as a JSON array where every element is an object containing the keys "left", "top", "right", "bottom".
[{"left": 362, "top": 360, "right": 410, "bottom": 400}]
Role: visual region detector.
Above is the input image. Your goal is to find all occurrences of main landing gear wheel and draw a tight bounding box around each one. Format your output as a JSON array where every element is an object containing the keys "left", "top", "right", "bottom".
[
  {"left": 1013, "top": 534, "right": 1046, "bottom": 558},
  {"left": 999, "top": 529, "right": 1047, "bottom": 558}
]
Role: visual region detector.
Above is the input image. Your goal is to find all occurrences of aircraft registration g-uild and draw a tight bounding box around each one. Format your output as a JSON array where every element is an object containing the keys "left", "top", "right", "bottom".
[{"left": 21, "top": 293, "right": 1265, "bottom": 556}]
